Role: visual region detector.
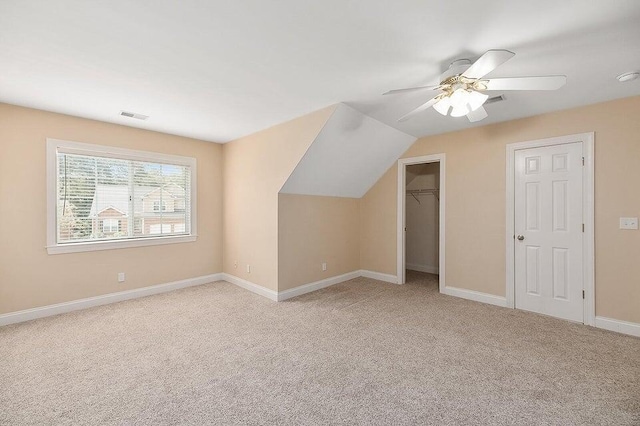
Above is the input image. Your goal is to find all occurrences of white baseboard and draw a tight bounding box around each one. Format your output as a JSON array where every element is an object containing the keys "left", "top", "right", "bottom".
[
  {"left": 406, "top": 263, "right": 439, "bottom": 274},
  {"left": 277, "top": 271, "right": 361, "bottom": 301},
  {"left": 1, "top": 270, "right": 398, "bottom": 327},
  {"left": 595, "top": 316, "right": 640, "bottom": 338},
  {"left": 359, "top": 269, "right": 399, "bottom": 284},
  {"left": 6, "top": 272, "right": 638, "bottom": 340},
  {"left": 440, "top": 286, "right": 507, "bottom": 308},
  {"left": 222, "top": 270, "right": 397, "bottom": 301},
  {"left": 0, "top": 273, "right": 223, "bottom": 327},
  {"left": 220, "top": 273, "right": 278, "bottom": 301}
]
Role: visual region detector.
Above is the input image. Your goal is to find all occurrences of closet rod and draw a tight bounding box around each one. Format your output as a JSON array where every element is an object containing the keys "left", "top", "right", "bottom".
[{"left": 406, "top": 188, "right": 439, "bottom": 203}]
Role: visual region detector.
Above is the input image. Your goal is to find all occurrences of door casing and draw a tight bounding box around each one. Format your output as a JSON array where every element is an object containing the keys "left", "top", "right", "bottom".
[
  {"left": 396, "top": 154, "right": 446, "bottom": 290},
  {"left": 506, "top": 133, "right": 595, "bottom": 325}
]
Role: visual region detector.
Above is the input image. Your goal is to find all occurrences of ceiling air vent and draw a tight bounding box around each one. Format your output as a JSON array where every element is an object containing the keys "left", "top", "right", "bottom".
[
  {"left": 119, "top": 111, "right": 149, "bottom": 120},
  {"left": 484, "top": 95, "right": 506, "bottom": 105}
]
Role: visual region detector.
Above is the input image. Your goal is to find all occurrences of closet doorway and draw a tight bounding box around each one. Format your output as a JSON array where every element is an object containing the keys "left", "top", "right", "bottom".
[{"left": 397, "top": 154, "right": 445, "bottom": 290}]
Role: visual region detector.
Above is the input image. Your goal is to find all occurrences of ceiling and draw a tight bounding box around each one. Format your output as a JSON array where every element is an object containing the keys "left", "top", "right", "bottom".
[
  {"left": 281, "top": 104, "right": 415, "bottom": 198},
  {"left": 1, "top": 1, "right": 639, "bottom": 143}
]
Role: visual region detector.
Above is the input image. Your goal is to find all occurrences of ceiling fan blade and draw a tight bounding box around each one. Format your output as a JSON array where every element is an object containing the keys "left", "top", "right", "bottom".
[
  {"left": 383, "top": 85, "right": 439, "bottom": 95},
  {"left": 466, "top": 106, "right": 488, "bottom": 122},
  {"left": 462, "top": 49, "right": 515, "bottom": 79},
  {"left": 484, "top": 75, "right": 567, "bottom": 91},
  {"left": 398, "top": 96, "right": 440, "bottom": 122}
]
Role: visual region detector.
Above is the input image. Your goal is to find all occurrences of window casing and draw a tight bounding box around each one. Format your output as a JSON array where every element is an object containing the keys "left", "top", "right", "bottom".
[{"left": 47, "top": 139, "right": 197, "bottom": 254}]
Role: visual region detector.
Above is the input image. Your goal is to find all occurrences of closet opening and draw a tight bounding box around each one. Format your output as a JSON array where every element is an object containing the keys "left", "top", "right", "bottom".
[{"left": 397, "top": 154, "right": 445, "bottom": 291}]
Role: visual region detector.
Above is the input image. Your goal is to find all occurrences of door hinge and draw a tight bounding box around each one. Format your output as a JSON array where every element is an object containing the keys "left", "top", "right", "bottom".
[
  {"left": 582, "top": 157, "right": 585, "bottom": 166},
  {"left": 582, "top": 223, "right": 585, "bottom": 232},
  {"left": 582, "top": 290, "right": 585, "bottom": 299}
]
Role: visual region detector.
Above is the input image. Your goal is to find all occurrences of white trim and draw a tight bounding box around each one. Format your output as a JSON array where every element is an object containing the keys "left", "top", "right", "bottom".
[
  {"left": 46, "top": 235, "right": 198, "bottom": 254},
  {"left": 405, "top": 263, "right": 439, "bottom": 274},
  {"left": 277, "top": 271, "right": 361, "bottom": 301},
  {"left": 440, "top": 286, "right": 508, "bottom": 308},
  {"left": 360, "top": 269, "right": 399, "bottom": 284},
  {"left": 595, "top": 316, "right": 640, "bottom": 338},
  {"left": 0, "top": 273, "right": 223, "bottom": 327},
  {"left": 222, "top": 271, "right": 398, "bottom": 302},
  {"left": 505, "top": 132, "right": 595, "bottom": 325},
  {"left": 582, "top": 136, "right": 595, "bottom": 327},
  {"left": 49, "top": 138, "right": 197, "bottom": 166},
  {"left": 46, "top": 138, "right": 198, "bottom": 255},
  {"left": 5, "top": 271, "right": 636, "bottom": 341},
  {"left": 220, "top": 273, "right": 278, "bottom": 301},
  {"left": 397, "top": 154, "right": 446, "bottom": 292}
]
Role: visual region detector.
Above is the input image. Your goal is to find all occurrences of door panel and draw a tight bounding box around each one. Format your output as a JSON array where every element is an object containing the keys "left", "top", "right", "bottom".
[
  {"left": 526, "top": 246, "right": 540, "bottom": 295},
  {"left": 514, "top": 142, "right": 583, "bottom": 322}
]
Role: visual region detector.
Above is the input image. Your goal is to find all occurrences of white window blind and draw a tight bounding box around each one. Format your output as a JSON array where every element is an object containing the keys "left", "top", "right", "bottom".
[{"left": 55, "top": 149, "right": 192, "bottom": 245}]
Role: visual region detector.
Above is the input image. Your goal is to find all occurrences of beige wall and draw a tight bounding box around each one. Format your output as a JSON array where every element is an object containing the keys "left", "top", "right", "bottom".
[
  {"left": 0, "top": 104, "right": 223, "bottom": 314},
  {"left": 222, "top": 106, "right": 336, "bottom": 291},
  {"left": 278, "top": 194, "right": 360, "bottom": 291},
  {"left": 3, "top": 96, "right": 638, "bottom": 325},
  {"left": 360, "top": 96, "right": 640, "bottom": 324}
]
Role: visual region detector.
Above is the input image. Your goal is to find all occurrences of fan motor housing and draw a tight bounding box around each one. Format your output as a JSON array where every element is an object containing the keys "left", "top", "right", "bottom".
[{"left": 440, "top": 59, "right": 472, "bottom": 82}]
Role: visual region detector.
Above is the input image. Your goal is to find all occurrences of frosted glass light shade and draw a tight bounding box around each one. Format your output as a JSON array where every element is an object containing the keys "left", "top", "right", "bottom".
[
  {"left": 433, "top": 97, "right": 451, "bottom": 116},
  {"left": 434, "top": 89, "right": 488, "bottom": 117},
  {"left": 449, "top": 89, "right": 470, "bottom": 110},
  {"left": 468, "top": 90, "right": 489, "bottom": 111},
  {"left": 450, "top": 104, "right": 470, "bottom": 117}
]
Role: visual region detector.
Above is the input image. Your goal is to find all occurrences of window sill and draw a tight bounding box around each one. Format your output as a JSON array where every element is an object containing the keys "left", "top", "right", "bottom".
[{"left": 46, "top": 235, "right": 197, "bottom": 255}]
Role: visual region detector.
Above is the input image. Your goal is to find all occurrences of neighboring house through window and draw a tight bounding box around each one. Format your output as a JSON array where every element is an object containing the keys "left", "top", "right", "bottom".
[
  {"left": 149, "top": 224, "right": 172, "bottom": 234},
  {"left": 46, "top": 139, "right": 197, "bottom": 254}
]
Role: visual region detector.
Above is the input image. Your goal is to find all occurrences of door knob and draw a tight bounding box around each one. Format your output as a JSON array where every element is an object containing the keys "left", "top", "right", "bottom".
[{"left": 517, "top": 235, "right": 525, "bottom": 241}]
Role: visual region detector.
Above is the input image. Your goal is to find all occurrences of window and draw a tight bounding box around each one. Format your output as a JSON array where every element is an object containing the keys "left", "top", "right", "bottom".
[
  {"left": 102, "top": 219, "right": 119, "bottom": 233},
  {"left": 149, "top": 224, "right": 172, "bottom": 234},
  {"left": 153, "top": 200, "right": 168, "bottom": 212},
  {"left": 47, "top": 139, "right": 197, "bottom": 254}
]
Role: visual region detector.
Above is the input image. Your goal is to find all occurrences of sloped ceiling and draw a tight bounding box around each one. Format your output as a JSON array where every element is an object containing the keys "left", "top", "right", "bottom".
[{"left": 280, "top": 104, "right": 416, "bottom": 198}]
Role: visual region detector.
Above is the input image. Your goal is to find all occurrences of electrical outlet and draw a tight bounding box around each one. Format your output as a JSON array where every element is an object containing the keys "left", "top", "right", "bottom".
[
  {"left": 322, "top": 262, "right": 327, "bottom": 271},
  {"left": 247, "top": 264, "right": 251, "bottom": 274},
  {"left": 234, "top": 261, "right": 238, "bottom": 269},
  {"left": 620, "top": 217, "right": 638, "bottom": 230},
  {"left": 117, "top": 272, "right": 125, "bottom": 283}
]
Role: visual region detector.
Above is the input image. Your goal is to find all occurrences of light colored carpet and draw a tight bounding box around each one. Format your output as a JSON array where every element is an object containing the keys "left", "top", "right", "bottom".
[{"left": 1, "top": 271, "right": 639, "bottom": 425}]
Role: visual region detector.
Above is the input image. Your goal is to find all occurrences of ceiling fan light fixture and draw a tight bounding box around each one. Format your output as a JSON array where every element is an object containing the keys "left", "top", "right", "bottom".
[
  {"left": 468, "top": 90, "right": 489, "bottom": 111},
  {"left": 433, "top": 97, "right": 451, "bottom": 116},
  {"left": 389, "top": 49, "right": 566, "bottom": 123},
  {"left": 450, "top": 104, "right": 470, "bottom": 118},
  {"left": 448, "top": 88, "right": 469, "bottom": 110}
]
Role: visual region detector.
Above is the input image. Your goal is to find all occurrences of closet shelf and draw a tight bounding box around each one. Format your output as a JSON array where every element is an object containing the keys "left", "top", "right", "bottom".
[{"left": 406, "top": 188, "right": 439, "bottom": 203}]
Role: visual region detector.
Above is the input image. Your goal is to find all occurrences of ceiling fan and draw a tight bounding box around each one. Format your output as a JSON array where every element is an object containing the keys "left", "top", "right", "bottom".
[{"left": 384, "top": 50, "right": 567, "bottom": 123}]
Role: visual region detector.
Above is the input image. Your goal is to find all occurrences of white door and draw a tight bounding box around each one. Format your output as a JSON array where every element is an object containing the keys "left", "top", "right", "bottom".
[{"left": 514, "top": 142, "right": 584, "bottom": 322}]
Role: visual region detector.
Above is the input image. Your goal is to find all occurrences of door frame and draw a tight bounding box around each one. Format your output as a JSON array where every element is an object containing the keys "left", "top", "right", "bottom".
[
  {"left": 505, "top": 133, "right": 595, "bottom": 325},
  {"left": 397, "top": 154, "right": 446, "bottom": 290}
]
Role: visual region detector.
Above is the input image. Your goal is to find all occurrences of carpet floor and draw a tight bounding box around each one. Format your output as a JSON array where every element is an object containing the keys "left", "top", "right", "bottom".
[{"left": 1, "top": 271, "right": 639, "bottom": 425}]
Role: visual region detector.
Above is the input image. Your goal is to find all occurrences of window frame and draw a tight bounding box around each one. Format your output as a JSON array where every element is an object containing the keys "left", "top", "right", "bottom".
[
  {"left": 46, "top": 138, "right": 197, "bottom": 255},
  {"left": 102, "top": 218, "right": 120, "bottom": 233},
  {"left": 152, "top": 200, "right": 168, "bottom": 212}
]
